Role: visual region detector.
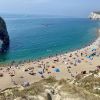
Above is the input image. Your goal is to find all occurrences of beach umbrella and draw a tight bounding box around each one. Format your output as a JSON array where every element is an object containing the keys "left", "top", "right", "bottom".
[
  {"left": 54, "top": 68, "right": 60, "bottom": 72},
  {"left": 87, "top": 56, "right": 90, "bottom": 58},
  {"left": 92, "top": 48, "right": 96, "bottom": 51}
]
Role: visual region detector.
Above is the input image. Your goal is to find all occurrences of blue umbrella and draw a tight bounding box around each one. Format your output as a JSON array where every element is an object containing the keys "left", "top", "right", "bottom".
[
  {"left": 54, "top": 68, "right": 60, "bottom": 72},
  {"left": 92, "top": 48, "right": 96, "bottom": 51}
]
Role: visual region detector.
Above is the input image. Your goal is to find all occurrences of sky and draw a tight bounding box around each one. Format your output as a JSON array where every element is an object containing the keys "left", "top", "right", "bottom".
[{"left": 0, "top": 0, "right": 100, "bottom": 17}]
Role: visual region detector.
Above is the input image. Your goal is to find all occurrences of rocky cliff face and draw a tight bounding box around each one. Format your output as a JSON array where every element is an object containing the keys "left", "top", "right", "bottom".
[
  {"left": 89, "top": 12, "right": 100, "bottom": 20},
  {"left": 0, "top": 17, "right": 10, "bottom": 53}
]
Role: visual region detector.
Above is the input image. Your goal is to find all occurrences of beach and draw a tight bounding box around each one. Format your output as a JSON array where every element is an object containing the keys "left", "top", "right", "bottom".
[{"left": 0, "top": 29, "right": 100, "bottom": 91}]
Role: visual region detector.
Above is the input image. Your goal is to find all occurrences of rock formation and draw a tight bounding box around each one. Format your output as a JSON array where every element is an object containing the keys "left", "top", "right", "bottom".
[
  {"left": 0, "top": 17, "right": 10, "bottom": 53},
  {"left": 89, "top": 12, "right": 100, "bottom": 20}
]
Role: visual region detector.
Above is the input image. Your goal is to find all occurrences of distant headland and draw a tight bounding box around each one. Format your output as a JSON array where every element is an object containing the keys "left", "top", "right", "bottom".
[{"left": 89, "top": 11, "right": 100, "bottom": 20}]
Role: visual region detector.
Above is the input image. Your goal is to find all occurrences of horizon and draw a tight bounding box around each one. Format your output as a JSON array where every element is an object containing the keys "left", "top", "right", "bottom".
[{"left": 0, "top": 0, "right": 100, "bottom": 18}]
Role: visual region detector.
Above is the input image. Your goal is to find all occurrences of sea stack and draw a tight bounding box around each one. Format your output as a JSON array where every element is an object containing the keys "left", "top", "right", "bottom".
[{"left": 0, "top": 17, "right": 10, "bottom": 53}]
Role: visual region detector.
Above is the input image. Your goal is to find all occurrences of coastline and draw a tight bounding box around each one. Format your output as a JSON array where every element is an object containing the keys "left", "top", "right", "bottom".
[
  {"left": 0, "top": 28, "right": 98, "bottom": 66},
  {"left": 0, "top": 29, "right": 100, "bottom": 91},
  {"left": 0, "top": 18, "right": 98, "bottom": 66}
]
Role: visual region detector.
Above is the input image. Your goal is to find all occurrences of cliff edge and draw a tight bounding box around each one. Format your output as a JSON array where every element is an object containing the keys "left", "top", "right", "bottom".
[
  {"left": 89, "top": 12, "right": 100, "bottom": 20},
  {"left": 0, "top": 17, "right": 10, "bottom": 53}
]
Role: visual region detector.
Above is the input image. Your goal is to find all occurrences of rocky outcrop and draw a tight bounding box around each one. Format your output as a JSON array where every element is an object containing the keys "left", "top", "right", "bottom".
[
  {"left": 0, "top": 17, "right": 10, "bottom": 53},
  {"left": 89, "top": 12, "right": 100, "bottom": 20}
]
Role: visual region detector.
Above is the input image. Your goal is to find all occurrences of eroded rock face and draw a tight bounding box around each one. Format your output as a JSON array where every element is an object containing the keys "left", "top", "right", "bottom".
[
  {"left": 0, "top": 17, "right": 9, "bottom": 53},
  {"left": 89, "top": 12, "right": 100, "bottom": 20}
]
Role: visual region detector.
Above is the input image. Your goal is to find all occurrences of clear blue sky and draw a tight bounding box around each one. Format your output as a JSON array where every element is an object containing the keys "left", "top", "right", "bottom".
[{"left": 0, "top": 0, "right": 100, "bottom": 17}]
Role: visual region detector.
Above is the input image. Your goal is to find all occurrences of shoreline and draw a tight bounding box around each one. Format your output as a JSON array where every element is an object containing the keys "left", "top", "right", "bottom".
[
  {"left": 0, "top": 29, "right": 100, "bottom": 91},
  {"left": 0, "top": 28, "right": 99, "bottom": 66}
]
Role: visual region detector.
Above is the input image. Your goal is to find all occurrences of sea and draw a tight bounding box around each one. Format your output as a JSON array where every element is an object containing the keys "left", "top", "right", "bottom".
[{"left": 0, "top": 15, "right": 99, "bottom": 64}]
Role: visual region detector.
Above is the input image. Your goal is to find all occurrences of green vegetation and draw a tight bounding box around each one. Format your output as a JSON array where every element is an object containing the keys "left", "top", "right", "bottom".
[{"left": 0, "top": 71, "right": 100, "bottom": 100}]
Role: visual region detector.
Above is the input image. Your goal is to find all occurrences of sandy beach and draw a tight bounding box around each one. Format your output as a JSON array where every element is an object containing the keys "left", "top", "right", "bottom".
[{"left": 0, "top": 29, "right": 100, "bottom": 91}]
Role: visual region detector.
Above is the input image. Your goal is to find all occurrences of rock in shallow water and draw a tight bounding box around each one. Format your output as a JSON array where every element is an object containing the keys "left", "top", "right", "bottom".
[{"left": 0, "top": 17, "right": 10, "bottom": 53}]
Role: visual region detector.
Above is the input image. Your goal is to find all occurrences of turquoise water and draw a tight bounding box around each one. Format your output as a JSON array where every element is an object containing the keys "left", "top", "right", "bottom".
[{"left": 0, "top": 16, "right": 99, "bottom": 63}]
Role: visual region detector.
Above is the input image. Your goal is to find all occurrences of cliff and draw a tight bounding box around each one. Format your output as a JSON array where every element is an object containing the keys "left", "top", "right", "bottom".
[
  {"left": 0, "top": 17, "right": 10, "bottom": 53},
  {"left": 89, "top": 12, "right": 100, "bottom": 20}
]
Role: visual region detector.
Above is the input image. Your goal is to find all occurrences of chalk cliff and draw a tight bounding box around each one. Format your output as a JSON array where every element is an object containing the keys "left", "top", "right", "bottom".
[{"left": 89, "top": 12, "right": 100, "bottom": 20}]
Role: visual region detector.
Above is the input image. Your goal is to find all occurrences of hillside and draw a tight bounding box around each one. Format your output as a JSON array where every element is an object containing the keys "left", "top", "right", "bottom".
[{"left": 0, "top": 70, "right": 100, "bottom": 100}]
